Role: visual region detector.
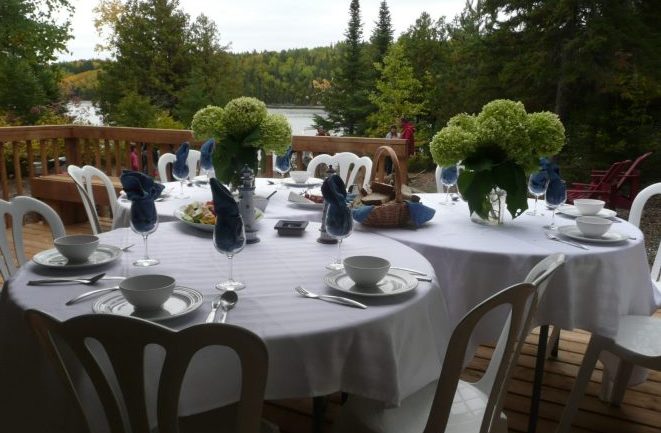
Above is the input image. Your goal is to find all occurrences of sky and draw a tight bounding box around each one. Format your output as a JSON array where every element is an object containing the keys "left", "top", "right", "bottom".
[{"left": 57, "top": 0, "right": 466, "bottom": 61}]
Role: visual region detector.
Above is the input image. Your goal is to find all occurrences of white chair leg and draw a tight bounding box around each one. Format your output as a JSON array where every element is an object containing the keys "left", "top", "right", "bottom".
[
  {"left": 608, "top": 360, "right": 634, "bottom": 406},
  {"left": 555, "top": 335, "right": 607, "bottom": 433}
]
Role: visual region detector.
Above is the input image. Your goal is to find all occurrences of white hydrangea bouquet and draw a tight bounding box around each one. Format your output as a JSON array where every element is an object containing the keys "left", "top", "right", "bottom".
[
  {"left": 191, "top": 97, "right": 291, "bottom": 186},
  {"left": 430, "top": 99, "right": 565, "bottom": 221}
]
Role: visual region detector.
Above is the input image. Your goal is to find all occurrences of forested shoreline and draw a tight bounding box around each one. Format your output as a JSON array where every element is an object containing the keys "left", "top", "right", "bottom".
[{"left": 1, "top": 0, "right": 660, "bottom": 180}]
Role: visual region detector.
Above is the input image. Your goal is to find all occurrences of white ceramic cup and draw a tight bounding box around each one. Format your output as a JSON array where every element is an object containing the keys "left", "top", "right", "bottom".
[
  {"left": 573, "top": 199, "right": 605, "bottom": 216},
  {"left": 54, "top": 235, "right": 99, "bottom": 263},
  {"left": 576, "top": 216, "right": 612, "bottom": 238},
  {"left": 343, "top": 256, "right": 391, "bottom": 287},
  {"left": 289, "top": 171, "right": 310, "bottom": 184}
]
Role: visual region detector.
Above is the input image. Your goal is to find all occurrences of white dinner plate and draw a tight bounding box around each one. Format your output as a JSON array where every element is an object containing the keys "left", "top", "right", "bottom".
[
  {"left": 323, "top": 269, "right": 418, "bottom": 297},
  {"left": 287, "top": 191, "right": 324, "bottom": 210},
  {"left": 93, "top": 286, "right": 203, "bottom": 322},
  {"left": 282, "top": 177, "right": 323, "bottom": 188},
  {"left": 33, "top": 245, "right": 122, "bottom": 269},
  {"left": 557, "top": 225, "right": 629, "bottom": 244},
  {"left": 192, "top": 175, "right": 209, "bottom": 184},
  {"left": 174, "top": 205, "right": 264, "bottom": 232},
  {"left": 557, "top": 205, "right": 617, "bottom": 219}
]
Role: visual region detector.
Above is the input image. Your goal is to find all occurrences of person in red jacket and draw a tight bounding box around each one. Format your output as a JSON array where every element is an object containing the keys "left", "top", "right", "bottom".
[{"left": 399, "top": 116, "right": 416, "bottom": 156}]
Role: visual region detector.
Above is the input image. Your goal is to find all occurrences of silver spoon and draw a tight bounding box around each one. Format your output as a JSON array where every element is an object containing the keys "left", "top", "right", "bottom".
[
  {"left": 217, "top": 291, "right": 238, "bottom": 323},
  {"left": 205, "top": 297, "right": 222, "bottom": 323},
  {"left": 121, "top": 244, "right": 135, "bottom": 252},
  {"left": 28, "top": 272, "right": 106, "bottom": 286}
]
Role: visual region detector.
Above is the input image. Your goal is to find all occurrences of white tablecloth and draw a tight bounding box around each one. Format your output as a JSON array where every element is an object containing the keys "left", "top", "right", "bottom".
[
  {"left": 113, "top": 179, "right": 323, "bottom": 229},
  {"left": 359, "top": 194, "right": 656, "bottom": 340},
  {"left": 0, "top": 220, "right": 448, "bottom": 432}
]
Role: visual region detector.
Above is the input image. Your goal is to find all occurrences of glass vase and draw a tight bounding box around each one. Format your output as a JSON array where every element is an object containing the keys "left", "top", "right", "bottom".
[{"left": 471, "top": 188, "right": 507, "bottom": 225}]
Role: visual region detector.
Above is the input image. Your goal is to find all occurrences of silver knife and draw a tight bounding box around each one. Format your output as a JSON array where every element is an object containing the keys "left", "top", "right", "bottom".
[
  {"left": 316, "top": 294, "right": 367, "bottom": 309},
  {"left": 65, "top": 287, "right": 119, "bottom": 305},
  {"left": 390, "top": 267, "right": 428, "bottom": 276},
  {"left": 29, "top": 276, "right": 126, "bottom": 285}
]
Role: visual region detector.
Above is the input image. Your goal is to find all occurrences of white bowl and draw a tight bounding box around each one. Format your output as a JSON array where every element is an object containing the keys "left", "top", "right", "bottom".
[
  {"left": 343, "top": 256, "right": 391, "bottom": 287},
  {"left": 576, "top": 216, "right": 612, "bottom": 238},
  {"left": 119, "top": 274, "right": 175, "bottom": 311},
  {"left": 54, "top": 235, "right": 99, "bottom": 263},
  {"left": 289, "top": 171, "right": 310, "bottom": 184},
  {"left": 573, "top": 199, "right": 605, "bottom": 216},
  {"left": 253, "top": 195, "right": 269, "bottom": 212}
]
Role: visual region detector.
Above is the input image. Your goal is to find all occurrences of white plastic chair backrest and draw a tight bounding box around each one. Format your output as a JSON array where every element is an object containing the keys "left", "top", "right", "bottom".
[
  {"left": 435, "top": 165, "right": 443, "bottom": 192},
  {"left": 424, "top": 282, "right": 536, "bottom": 433},
  {"left": 83, "top": 165, "right": 118, "bottom": 232},
  {"left": 0, "top": 196, "right": 65, "bottom": 279},
  {"left": 68, "top": 165, "right": 101, "bottom": 235},
  {"left": 307, "top": 152, "right": 373, "bottom": 188},
  {"left": 629, "top": 182, "right": 661, "bottom": 284},
  {"left": 157, "top": 150, "right": 201, "bottom": 181}
]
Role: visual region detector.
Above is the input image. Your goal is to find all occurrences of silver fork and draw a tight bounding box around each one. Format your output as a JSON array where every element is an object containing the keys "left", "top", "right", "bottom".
[
  {"left": 205, "top": 297, "right": 222, "bottom": 323},
  {"left": 545, "top": 232, "right": 590, "bottom": 250},
  {"left": 295, "top": 286, "right": 367, "bottom": 309}
]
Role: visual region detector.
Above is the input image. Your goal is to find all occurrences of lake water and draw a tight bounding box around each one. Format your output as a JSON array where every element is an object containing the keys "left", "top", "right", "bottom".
[{"left": 66, "top": 101, "right": 325, "bottom": 135}]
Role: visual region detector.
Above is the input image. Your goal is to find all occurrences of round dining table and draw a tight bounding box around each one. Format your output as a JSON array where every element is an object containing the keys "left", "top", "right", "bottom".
[{"left": 0, "top": 219, "right": 448, "bottom": 433}]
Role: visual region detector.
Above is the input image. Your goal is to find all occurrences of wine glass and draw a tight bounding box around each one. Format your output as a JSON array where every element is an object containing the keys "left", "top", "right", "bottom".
[
  {"left": 213, "top": 217, "right": 247, "bottom": 291},
  {"left": 544, "top": 180, "right": 567, "bottom": 231},
  {"left": 172, "top": 165, "right": 190, "bottom": 199},
  {"left": 130, "top": 214, "right": 159, "bottom": 267},
  {"left": 526, "top": 171, "right": 550, "bottom": 216},
  {"left": 273, "top": 152, "right": 291, "bottom": 189},
  {"left": 440, "top": 165, "right": 459, "bottom": 205},
  {"left": 325, "top": 205, "right": 353, "bottom": 271}
]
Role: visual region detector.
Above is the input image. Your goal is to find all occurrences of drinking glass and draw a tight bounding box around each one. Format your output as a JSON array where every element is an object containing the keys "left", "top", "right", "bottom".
[
  {"left": 172, "top": 165, "right": 190, "bottom": 199},
  {"left": 544, "top": 180, "right": 567, "bottom": 230},
  {"left": 273, "top": 152, "right": 291, "bottom": 189},
  {"left": 526, "top": 172, "right": 550, "bottom": 216},
  {"left": 440, "top": 165, "right": 459, "bottom": 205},
  {"left": 130, "top": 215, "right": 159, "bottom": 267},
  {"left": 213, "top": 218, "right": 247, "bottom": 291},
  {"left": 325, "top": 205, "right": 353, "bottom": 271}
]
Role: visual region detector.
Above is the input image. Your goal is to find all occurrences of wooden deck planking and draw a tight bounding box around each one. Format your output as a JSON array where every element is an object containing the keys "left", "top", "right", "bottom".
[{"left": 5, "top": 221, "right": 661, "bottom": 433}]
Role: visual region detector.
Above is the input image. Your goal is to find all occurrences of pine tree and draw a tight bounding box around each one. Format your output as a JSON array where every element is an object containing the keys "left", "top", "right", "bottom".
[
  {"left": 370, "top": 1, "right": 393, "bottom": 66},
  {"left": 317, "top": 0, "right": 373, "bottom": 135}
]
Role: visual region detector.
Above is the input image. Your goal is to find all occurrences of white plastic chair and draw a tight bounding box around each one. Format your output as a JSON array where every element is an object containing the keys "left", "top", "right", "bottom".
[
  {"left": 0, "top": 196, "right": 65, "bottom": 280},
  {"left": 332, "top": 254, "right": 565, "bottom": 433},
  {"left": 157, "top": 149, "right": 201, "bottom": 182},
  {"left": 306, "top": 152, "right": 372, "bottom": 188},
  {"left": 67, "top": 165, "right": 119, "bottom": 235},
  {"left": 435, "top": 165, "right": 443, "bottom": 193}
]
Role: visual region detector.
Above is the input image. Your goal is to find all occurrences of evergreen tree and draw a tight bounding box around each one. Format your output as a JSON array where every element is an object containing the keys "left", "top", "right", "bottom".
[
  {"left": 370, "top": 1, "right": 393, "bottom": 66},
  {"left": 367, "top": 42, "right": 424, "bottom": 137},
  {"left": 317, "top": 0, "right": 373, "bottom": 135}
]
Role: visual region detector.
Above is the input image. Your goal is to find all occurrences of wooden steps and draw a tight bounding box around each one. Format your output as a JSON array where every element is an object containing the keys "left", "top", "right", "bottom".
[{"left": 6, "top": 221, "right": 661, "bottom": 433}]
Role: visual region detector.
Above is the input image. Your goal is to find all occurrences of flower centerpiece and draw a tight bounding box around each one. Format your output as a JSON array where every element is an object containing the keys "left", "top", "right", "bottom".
[
  {"left": 430, "top": 99, "right": 565, "bottom": 223},
  {"left": 191, "top": 97, "right": 291, "bottom": 186}
]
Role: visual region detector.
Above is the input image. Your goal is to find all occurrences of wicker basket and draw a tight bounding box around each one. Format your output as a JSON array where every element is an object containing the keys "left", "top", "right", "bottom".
[{"left": 359, "top": 146, "right": 410, "bottom": 228}]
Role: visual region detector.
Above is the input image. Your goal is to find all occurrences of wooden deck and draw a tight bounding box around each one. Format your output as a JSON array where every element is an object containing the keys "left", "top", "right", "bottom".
[{"left": 7, "top": 220, "right": 661, "bottom": 433}]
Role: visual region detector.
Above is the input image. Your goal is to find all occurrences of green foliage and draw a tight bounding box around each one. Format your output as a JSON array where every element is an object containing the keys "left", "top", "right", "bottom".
[
  {"left": 190, "top": 106, "right": 224, "bottom": 140},
  {"left": 367, "top": 42, "right": 425, "bottom": 136},
  {"left": 222, "top": 97, "right": 268, "bottom": 138},
  {"left": 369, "top": 1, "right": 393, "bottom": 67}
]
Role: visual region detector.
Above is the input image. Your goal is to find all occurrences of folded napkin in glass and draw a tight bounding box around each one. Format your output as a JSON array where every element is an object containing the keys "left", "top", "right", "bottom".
[
  {"left": 210, "top": 178, "right": 244, "bottom": 251},
  {"left": 173, "top": 141, "right": 190, "bottom": 178},
  {"left": 120, "top": 171, "right": 164, "bottom": 231},
  {"left": 321, "top": 175, "right": 352, "bottom": 237},
  {"left": 200, "top": 139, "right": 215, "bottom": 170},
  {"left": 275, "top": 146, "right": 293, "bottom": 172}
]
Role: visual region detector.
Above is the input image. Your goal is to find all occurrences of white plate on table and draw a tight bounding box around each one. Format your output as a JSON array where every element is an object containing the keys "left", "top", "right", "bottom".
[
  {"left": 33, "top": 245, "right": 122, "bottom": 269},
  {"left": 174, "top": 206, "right": 263, "bottom": 232},
  {"left": 93, "top": 286, "right": 203, "bottom": 322},
  {"left": 557, "top": 205, "right": 617, "bottom": 219},
  {"left": 323, "top": 269, "right": 418, "bottom": 297},
  {"left": 282, "top": 177, "right": 323, "bottom": 188},
  {"left": 287, "top": 191, "right": 324, "bottom": 210},
  {"left": 557, "top": 225, "right": 629, "bottom": 244},
  {"left": 192, "top": 175, "right": 209, "bottom": 184}
]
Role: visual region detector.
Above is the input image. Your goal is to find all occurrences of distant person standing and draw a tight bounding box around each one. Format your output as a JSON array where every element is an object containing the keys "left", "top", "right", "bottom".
[
  {"left": 316, "top": 126, "right": 330, "bottom": 136},
  {"left": 399, "top": 116, "right": 416, "bottom": 156},
  {"left": 130, "top": 144, "right": 140, "bottom": 171},
  {"left": 384, "top": 124, "right": 398, "bottom": 174}
]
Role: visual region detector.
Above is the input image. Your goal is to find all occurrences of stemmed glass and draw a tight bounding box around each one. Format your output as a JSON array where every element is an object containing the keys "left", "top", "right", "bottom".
[
  {"left": 325, "top": 205, "right": 353, "bottom": 271},
  {"left": 273, "top": 152, "right": 291, "bottom": 189},
  {"left": 172, "top": 165, "right": 190, "bottom": 199},
  {"left": 440, "top": 165, "right": 459, "bottom": 205},
  {"left": 544, "top": 180, "right": 567, "bottom": 231},
  {"left": 526, "top": 172, "right": 550, "bottom": 216},
  {"left": 130, "top": 214, "right": 159, "bottom": 267},
  {"left": 213, "top": 217, "right": 247, "bottom": 291}
]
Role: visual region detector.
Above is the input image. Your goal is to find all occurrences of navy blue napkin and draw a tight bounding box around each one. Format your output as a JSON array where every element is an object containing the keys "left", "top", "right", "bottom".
[
  {"left": 210, "top": 178, "right": 245, "bottom": 252},
  {"left": 200, "top": 139, "right": 215, "bottom": 170},
  {"left": 321, "top": 174, "right": 352, "bottom": 237},
  {"left": 546, "top": 178, "right": 567, "bottom": 206},
  {"left": 173, "top": 142, "right": 190, "bottom": 179},
  {"left": 274, "top": 146, "right": 293, "bottom": 173},
  {"left": 120, "top": 171, "right": 164, "bottom": 232},
  {"left": 540, "top": 157, "right": 560, "bottom": 181}
]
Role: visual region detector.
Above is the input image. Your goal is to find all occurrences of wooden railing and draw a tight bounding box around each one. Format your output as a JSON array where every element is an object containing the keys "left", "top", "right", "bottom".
[{"left": 0, "top": 125, "right": 410, "bottom": 201}]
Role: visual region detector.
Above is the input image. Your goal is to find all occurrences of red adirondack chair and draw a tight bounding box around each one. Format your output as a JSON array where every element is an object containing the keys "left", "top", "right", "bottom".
[
  {"left": 567, "top": 159, "right": 631, "bottom": 208},
  {"left": 588, "top": 152, "right": 652, "bottom": 210}
]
